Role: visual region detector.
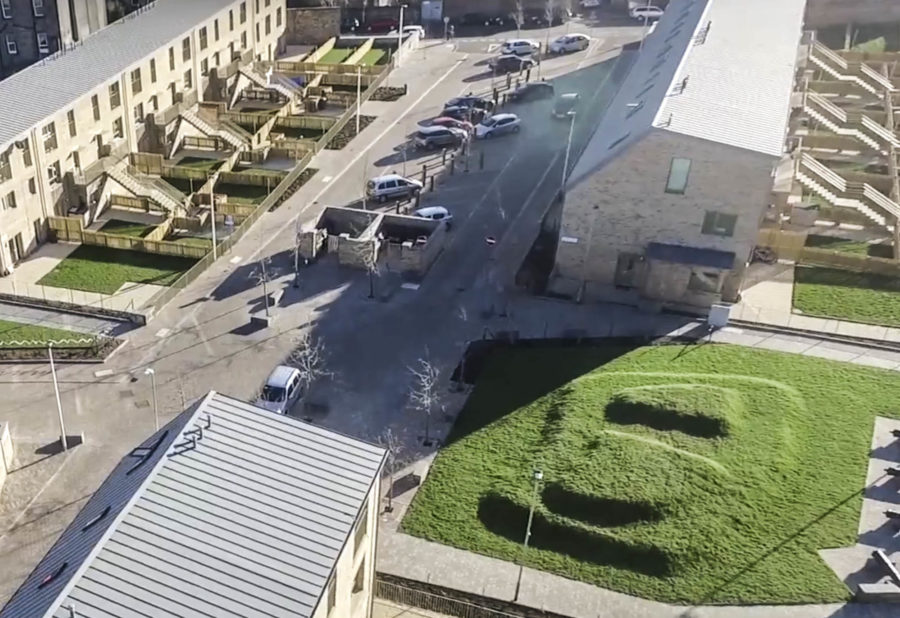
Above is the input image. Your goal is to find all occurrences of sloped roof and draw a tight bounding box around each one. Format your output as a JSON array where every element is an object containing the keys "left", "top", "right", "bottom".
[
  {"left": 0, "top": 0, "right": 235, "bottom": 148},
  {"left": 0, "top": 392, "right": 386, "bottom": 618},
  {"left": 567, "top": 0, "right": 805, "bottom": 187}
]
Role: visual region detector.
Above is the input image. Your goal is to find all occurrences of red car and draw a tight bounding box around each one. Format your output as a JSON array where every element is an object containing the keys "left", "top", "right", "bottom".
[
  {"left": 367, "top": 18, "right": 399, "bottom": 33},
  {"left": 432, "top": 116, "right": 474, "bottom": 134}
]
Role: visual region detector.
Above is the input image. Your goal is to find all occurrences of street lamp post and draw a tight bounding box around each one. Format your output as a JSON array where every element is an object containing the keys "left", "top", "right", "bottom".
[
  {"left": 356, "top": 65, "right": 362, "bottom": 136},
  {"left": 145, "top": 367, "right": 158, "bottom": 431},
  {"left": 513, "top": 468, "right": 543, "bottom": 602},
  {"left": 397, "top": 5, "right": 406, "bottom": 67},
  {"left": 48, "top": 343, "right": 68, "bottom": 450},
  {"left": 209, "top": 174, "right": 217, "bottom": 260},
  {"left": 561, "top": 111, "right": 576, "bottom": 195}
]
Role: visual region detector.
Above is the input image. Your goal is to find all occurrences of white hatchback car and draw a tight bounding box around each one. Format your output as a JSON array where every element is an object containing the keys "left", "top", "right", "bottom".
[
  {"left": 413, "top": 206, "right": 453, "bottom": 228},
  {"left": 366, "top": 174, "right": 423, "bottom": 202},
  {"left": 475, "top": 113, "right": 521, "bottom": 139},
  {"left": 500, "top": 39, "right": 540, "bottom": 56},
  {"left": 630, "top": 6, "right": 664, "bottom": 21},
  {"left": 256, "top": 365, "right": 303, "bottom": 415},
  {"left": 548, "top": 34, "right": 590, "bottom": 54}
]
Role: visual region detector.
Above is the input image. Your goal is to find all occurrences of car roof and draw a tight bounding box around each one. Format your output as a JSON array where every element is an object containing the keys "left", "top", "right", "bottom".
[
  {"left": 415, "top": 206, "right": 449, "bottom": 216},
  {"left": 265, "top": 365, "right": 298, "bottom": 388},
  {"left": 560, "top": 92, "right": 579, "bottom": 100},
  {"left": 504, "top": 39, "right": 534, "bottom": 45},
  {"left": 419, "top": 125, "right": 451, "bottom": 134},
  {"left": 372, "top": 173, "right": 407, "bottom": 182},
  {"left": 434, "top": 116, "right": 464, "bottom": 123},
  {"left": 491, "top": 113, "right": 518, "bottom": 121}
]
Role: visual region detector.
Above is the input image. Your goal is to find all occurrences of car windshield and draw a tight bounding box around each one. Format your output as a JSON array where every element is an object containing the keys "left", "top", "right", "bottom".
[
  {"left": 482, "top": 117, "right": 499, "bottom": 127},
  {"left": 261, "top": 385, "right": 286, "bottom": 402}
]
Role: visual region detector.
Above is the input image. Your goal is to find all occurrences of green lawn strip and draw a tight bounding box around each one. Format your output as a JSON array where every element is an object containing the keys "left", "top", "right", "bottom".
[
  {"left": 403, "top": 344, "right": 898, "bottom": 604},
  {"left": 319, "top": 48, "right": 353, "bottom": 63},
  {"left": 216, "top": 182, "right": 271, "bottom": 205},
  {"left": 38, "top": 245, "right": 197, "bottom": 294},
  {"left": 793, "top": 265, "right": 900, "bottom": 327},
  {"left": 99, "top": 219, "right": 158, "bottom": 238},
  {"left": 804, "top": 234, "right": 893, "bottom": 259},
  {"left": 360, "top": 49, "right": 386, "bottom": 66},
  {"left": 175, "top": 157, "right": 224, "bottom": 171},
  {"left": 0, "top": 319, "right": 94, "bottom": 348}
]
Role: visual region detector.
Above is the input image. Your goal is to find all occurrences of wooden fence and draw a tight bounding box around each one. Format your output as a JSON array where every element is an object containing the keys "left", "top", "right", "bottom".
[
  {"left": 183, "top": 135, "right": 227, "bottom": 151},
  {"left": 110, "top": 195, "right": 150, "bottom": 211},
  {"left": 218, "top": 170, "right": 288, "bottom": 187},
  {"left": 758, "top": 227, "right": 900, "bottom": 276},
  {"left": 274, "top": 115, "right": 336, "bottom": 131},
  {"left": 130, "top": 152, "right": 164, "bottom": 175},
  {"left": 49, "top": 216, "right": 211, "bottom": 259},
  {"left": 267, "top": 60, "right": 384, "bottom": 76}
]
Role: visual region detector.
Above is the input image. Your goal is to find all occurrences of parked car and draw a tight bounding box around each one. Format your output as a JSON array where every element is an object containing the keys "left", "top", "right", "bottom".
[
  {"left": 414, "top": 125, "right": 468, "bottom": 149},
  {"left": 523, "top": 8, "right": 570, "bottom": 27},
  {"left": 442, "top": 96, "right": 494, "bottom": 123},
  {"left": 508, "top": 81, "right": 555, "bottom": 102},
  {"left": 552, "top": 92, "right": 580, "bottom": 118},
  {"left": 389, "top": 25, "right": 426, "bottom": 37},
  {"left": 431, "top": 116, "right": 474, "bottom": 134},
  {"left": 475, "top": 113, "right": 521, "bottom": 139},
  {"left": 444, "top": 96, "right": 494, "bottom": 112},
  {"left": 366, "top": 173, "right": 423, "bottom": 202},
  {"left": 255, "top": 365, "right": 303, "bottom": 415},
  {"left": 548, "top": 33, "right": 591, "bottom": 54},
  {"left": 630, "top": 6, "right": 664, "bottom": 21},
  {"left": 341, "top": 17, "right": 361, "bottom": 33},
  {"left": 488, "top": 54, "right": 536, "bottom": 74},
  {"left": 413, "top": 206, "right": 453, "bottom": 229},
  {"left": 367, "top": 18, "right": 399, "bottom": 33},
  {"left": 500, "top": 39, "right": 540, "bottom": 56}
]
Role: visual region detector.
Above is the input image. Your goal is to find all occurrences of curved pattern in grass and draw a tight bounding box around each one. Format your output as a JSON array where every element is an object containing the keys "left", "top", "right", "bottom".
[{"left": 606, "top": 384, "right": 743, "bottom": 438}]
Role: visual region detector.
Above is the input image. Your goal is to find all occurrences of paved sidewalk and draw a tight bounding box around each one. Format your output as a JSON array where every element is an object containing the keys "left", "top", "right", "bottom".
[{"left": 0, "top": 302, "right": 131, "bottom": 337}]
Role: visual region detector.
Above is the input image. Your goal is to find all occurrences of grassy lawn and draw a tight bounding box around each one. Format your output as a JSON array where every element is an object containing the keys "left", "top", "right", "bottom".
[
  {"left": 402, "top": 343, "right": 900, "bottom": 604},
  {"left": 99, "top": 219, "right": 158, "bottom": 238},
  {"left": 38, "top": 245, "right": 197, "bottom": 294},
  {"left": 319, "top": 48, "right": 353, "bottom": 63},
  {"left": 804, "top": 234, "right": 893, "bottom": 259},
  {"left": 360, "top": 49, "right": 386, "bottom": 65},
  {"left": 163, "top": 176, "right": 197, "bottom": 195},
  {"left": 0, "top": 319, "right": 94, "bottom": 347},
  {"left": 175, "top": 156, "right": 224, "bottom": 171},
  {"left": 793, "top": 265, "right": 900, "bottom": 327},
  {"left": 216, "top": 182, "right": 270, "bottom": 205}
]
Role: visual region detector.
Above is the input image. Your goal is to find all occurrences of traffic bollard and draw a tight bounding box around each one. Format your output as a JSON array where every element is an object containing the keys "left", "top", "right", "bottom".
[
  {"left": 450, "top": 155, "right": 455, "bottom": 175},
  {"left": 480, "top": 150, "right": 485, "bottom": 170},
  {"left": 421, "top": 164, "right": 426, "bottom": 185},
  {"left": 465, "top": 154, "right": 470, "bottom": 173},
  {"left": 506, "top": 73, "right": 511, "bottom": 89},
  {"left": 429, "top": 175, "right": 435, "bottom": 191},
  {"left": 414, "top": 193, "right": 421, "bottom": 209},
  {"left": 442, "top": 148, "right": 447, "bottom": 164}
]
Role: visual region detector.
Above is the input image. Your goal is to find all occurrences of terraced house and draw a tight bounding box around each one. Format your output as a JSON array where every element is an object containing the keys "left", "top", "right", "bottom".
[{"left": 0, "top": 0, "right": 286, "bottom": 275}]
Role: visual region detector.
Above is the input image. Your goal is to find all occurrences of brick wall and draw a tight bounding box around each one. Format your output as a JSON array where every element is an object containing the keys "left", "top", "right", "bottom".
[
  {"left": 550, "top": 130, "right": 776, "bottom": 308},
  {"left": 285, "top": 7, "right": 340, "bottom": 45}
]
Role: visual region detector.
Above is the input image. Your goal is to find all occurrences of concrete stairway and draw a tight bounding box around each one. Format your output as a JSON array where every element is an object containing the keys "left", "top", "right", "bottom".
[
  {"left": 808, "top": 41, "right": 895, "bottom": 97},
  {"left": 803, "top": 92, "right": 899, "bottom": 152},
  {"left": 241, "top": 65, "right": 301, "bottom": 102},
  {"left": 107, "top": 162, "right": 183, "bottom": 213},
  {"left": 181, "top": 109, "right": 248, "bottom": 150}
]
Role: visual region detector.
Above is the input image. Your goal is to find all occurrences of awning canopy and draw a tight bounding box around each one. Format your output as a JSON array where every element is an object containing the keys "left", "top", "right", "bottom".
[{"left": 646, "top": 242, "right": 736, "bottom": 270}]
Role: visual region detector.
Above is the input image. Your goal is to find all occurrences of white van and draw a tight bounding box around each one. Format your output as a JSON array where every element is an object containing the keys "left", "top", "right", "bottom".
[
  {"left": 630, "top": 6, "right": 664, "bottom": 21},
  {"left": 500, "top": 39, "right": 540, "bottom": 56},
  {"left": 366, "top": 174, "right": 423, "bottom": 202}
]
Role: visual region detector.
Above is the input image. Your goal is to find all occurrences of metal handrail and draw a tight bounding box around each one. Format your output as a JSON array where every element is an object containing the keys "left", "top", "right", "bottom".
[
  {"left": 813, "top": 41, "right": 848, "bottom": 69},
  {"left": 800, "top": 153, "right": 846, "bottom": 192},
  {"left": 807, "top": 92, "right": 847, "bottom": 122}
]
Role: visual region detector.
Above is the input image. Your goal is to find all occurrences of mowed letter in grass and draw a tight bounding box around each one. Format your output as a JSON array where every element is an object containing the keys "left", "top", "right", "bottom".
[{"left": 402, "top": 344, "right": 899, "bottom": 604}]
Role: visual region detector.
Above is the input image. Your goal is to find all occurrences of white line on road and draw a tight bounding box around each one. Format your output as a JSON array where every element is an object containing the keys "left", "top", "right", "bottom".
[
  {"left": 321, "top": 176, "right": 333, "bottom": 183},
  {"left": 247, "top": 58, "right": 467, "bottom": 262}
]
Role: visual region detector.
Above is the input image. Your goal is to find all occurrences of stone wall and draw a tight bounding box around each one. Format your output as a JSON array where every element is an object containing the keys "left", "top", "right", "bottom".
[
  {"left": 286, "top": 7, "right": 340, "bottom": 45},
  {"left": 806, "top": 0, "right": 900, "bottom": 29}
]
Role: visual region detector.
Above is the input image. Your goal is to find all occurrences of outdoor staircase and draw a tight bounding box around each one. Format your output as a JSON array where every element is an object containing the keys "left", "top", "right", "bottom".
[
  {"left": 241, "top": 66, "right": 302, "bottom": 102},
  {"left": 808, "top": 42, "right": 896, "bottom": 97},
  {"left": 181, "top": 109, "right": 249, "bottom": 150},
  {"left": 803, "top": 92, "right": 900, "bottom": 152},
  {"left": 796, "top": 153, "right": 900, "bottom": 228},
  {"left": 107, "top": 162, "right": 184, "bottom": 214}
]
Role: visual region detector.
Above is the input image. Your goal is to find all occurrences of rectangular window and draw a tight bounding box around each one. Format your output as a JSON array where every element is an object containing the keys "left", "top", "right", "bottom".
[
  {"left": 91, "top": 94, "right": 100, "bottom": 121},
  {"left": 352, "top": 561, "right": 365, "bottom": 594},
  {"left": 354, "top": 499, "right": 369, "bottom": 554},
  {"left": 200, "top": 58, "right": 209, "bottom": 76},
  {"left": 255, "top": 22, "right": 260, "bottom": 41},
  {"left": 150, "top": 95, "right": 158, "bottom": 111},
  {"left": 265, "top": 15, "right": 271, "bottom": 36},
  {"left": 184, "top": 69, "right": 192, "bottom": 89},
  {"left": 214, "top": 19, "right": 219, "bottom": 41},
  {"left": 130, "top": 68, "right": 142, "bottom": 95},
  {"left": 240, "top": 31, "right": 247, "bottom": 49},
  {"left": 32, "top": 0, "right": 43, "bottom": 17},
  {"left": 109, "top": 82, "right": 121, "bottom": 109},
  {"left": 327, "top": 577, "right": 336, "bottom": 615},
  {"left": 0, "top": 0, "right": 11, "bottom": 19},
  {"left": 182, "top": 36, "right": 191, "bottom": 61},
  {"left": 265, "top": 0, "right": 270, "bottom": 7},
  {"left": 42, "top": 122, "right": 57, "bottom": 153},
  {"left": 240, "top": 2, "right": 246, "bottom": 24},
  {"left": 149, "top": 58, "right": 156, "bottom": 83},
  {"left": 112, "top": 117, "right": 123, "bottom": 139},
  {"left": 71, "top": 150, "right": 81, "bottom": 172},
  {"left": 199, "top": 26, "right": 208, "bottom": 50},
  {"left": 4, "top": 36, "right": 16, "bottom": 54},
  {"left": 67, "top": 110, "right": 76, "bottom": 137},
  {"left": 1, "top": 191, "right": 16, "bottom": 210},
  {"left": 229, "top": 10, "right": 234, "bottom": 31},
  {"left": 213, "top": 51, "right": 220, "bottom": 68},
  {"left": 687, "top": 270, "right": 722, "bottom": 294},
  {"left": 255, "top": 0, "right": 259, "bottom": 12},
  {"left": 701, "top": 211, "right": 737, "bottom": 237},
  {"left": 0, "top": 152, "right": 9, "bottom": 182},
  {"left": 168, "top": 46, "right": 175, "bottom": 70},
  {"left": 28, "top": 177, "right": 36, "bottom": 194},
  {"left": 276, "top": 7, "right": 281, "bottom": 27},
  {"left": 665, "top": 157, "right": 691, "bottom": 194},
  {"left": 134, "top": 102, "right": 144, "bottom": 123},
  {"left": 47, "top": 160, "right": 60, "bottom": 184},
  {"left": 22, "top": 140, "right": 32, "bottom": 167},
  {"left": 36, "top": 32, "right": 49, "bottom": 54}
]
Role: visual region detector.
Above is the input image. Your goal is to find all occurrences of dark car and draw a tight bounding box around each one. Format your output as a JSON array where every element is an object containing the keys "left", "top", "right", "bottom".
[
  {"left": 442, "top": 105, "right": 487, "bottom": 123},
  {"left": 414, "top": 126, "right": 468, "bottom": 149},
  {"left": 552, "top": 92, "right": 580, "bottom": 118},
  {"left": 444, "top": 96, "right": 494, "bottom": 112},
  {"left": 367, "top": 18, "right": 399, "bottom": 33},
  {"left": 488, "top": 54, "right": 536, "bottom": 75},
  {"left": 460, "top": 13, "right": 507, "bottom": 28},
  {"left": 508, "top": 81, "right": 555, "bottom": 102}
]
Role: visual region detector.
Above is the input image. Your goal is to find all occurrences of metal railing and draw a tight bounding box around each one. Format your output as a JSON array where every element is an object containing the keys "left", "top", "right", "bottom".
[
  {"left": 813, "top": 41, "right": 848, "bottom": 70},
  {"left": 799, "top": 153, "right": 847, "bottom": 192},
  {"left": 375, "top": 580, "right": 524, "bottom": 618},
  {"left": 861, "top": 115, "right": 899, "bottom": 147},
  {"left": 862, "top": 183, "right": 900, "bottom": 219},
  {"left": 860, "top": 62, "right": 895, "bottom": 92},
  {"left": 806, "top": 92, "right": 847, "bottom": 123}
]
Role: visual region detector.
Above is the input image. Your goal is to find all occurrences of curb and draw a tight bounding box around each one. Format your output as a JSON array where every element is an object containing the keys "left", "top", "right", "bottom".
[{"left": 730, "top": 319, "right": 900, "bottom": 353}]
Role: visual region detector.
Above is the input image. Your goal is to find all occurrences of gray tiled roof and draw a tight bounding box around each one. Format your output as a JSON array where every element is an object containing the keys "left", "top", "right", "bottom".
[
  {"left": 567, "top": 0, "right": 805, "bottom": 187},
  {"left": 0, "top": 392, "right": 386, "bottom": 618},
  {"left": 0, "top": 0, "right": 234, "bottom": 148}
]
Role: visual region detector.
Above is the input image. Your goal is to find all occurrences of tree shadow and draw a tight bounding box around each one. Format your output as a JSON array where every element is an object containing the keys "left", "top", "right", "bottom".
[
  {"left": 541, "top": 483, "right": 664, "bottom": 527},
  {"left": 604, "top": 395, "right": 729, "bottom": 439}
]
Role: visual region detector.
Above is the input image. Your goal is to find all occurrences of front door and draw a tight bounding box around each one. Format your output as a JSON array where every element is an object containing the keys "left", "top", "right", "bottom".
[{"left": 614, "top": 253, "right": 641, "bottom": 288}]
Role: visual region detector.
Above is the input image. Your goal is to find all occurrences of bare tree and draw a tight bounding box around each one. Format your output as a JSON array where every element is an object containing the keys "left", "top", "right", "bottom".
[
  {"left": 378, "top": 428, "right": 404, "bottom": 512},
  {"left": 251, "top": 257, "right": 274, "bottom": 317},
  {"left": 408, "top": 356, "right": 441, "bottom": 445},
  {"left": 543, "top": 0, "right": 556, "bottom": 66},
  {"left": 513, "top": 0, "right": 525, "bottom": 37},
  {"left": 290, "top": 327, "right": 330, "bottom": 398},
  {"left": 362, "top": 244, "right": 379, "bottom": 300}
]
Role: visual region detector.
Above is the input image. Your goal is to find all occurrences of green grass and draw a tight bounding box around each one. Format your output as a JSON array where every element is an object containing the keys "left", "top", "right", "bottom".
[
  {"left": 319, "top": 48, "right": 353, "bottom": 64},
  {"left": 216, "top": 182, "right": 271, "bottom": 205},
  {"left": 360, "top": 49, "right": 386, "bottom": 65},
  {"left": 38, "top": 245, "right": 198, "bottom": 294},
  {"left": 402, "top": 344, "right": 900, "bottom": 604},
  {"left": 175, "top": 156, "right": 224, "bottom": 171},
  {"left": 804, "top": 234, "right": 893, "bottom": 259},
  {"left": 99, "top": 219, "right": 158, "bottom": 238},
  {"left": 165, "top": 235, "right": 213, "bottom": 249},
  {"left": 0, "top": 319, "right": 94, "bottom": 348},
  {"left": 793, "top": 265, "right": 900, "bottom": 327},
  {"left": 163, "top": 176, "right": 197, "bottom": 195}
]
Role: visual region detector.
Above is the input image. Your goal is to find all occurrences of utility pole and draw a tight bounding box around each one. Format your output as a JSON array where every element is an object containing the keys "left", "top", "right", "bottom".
[
  {"left": 145, "top": 367, "right": 159, "bottom": 431},
  {"left": 48, "top": 343, "right": 68, "bottom": 450},
  {"left": 356, "top": 65, "right": 362, "bottom": 135},
  {"left": 209, "top": 174, "right": 217, "bottom": 260},
  {"left": 513, "top": 469, "right": 543, "bottom": 601},
  {"left": 397, "top": 4, "right": 406, "bottom": 67}
]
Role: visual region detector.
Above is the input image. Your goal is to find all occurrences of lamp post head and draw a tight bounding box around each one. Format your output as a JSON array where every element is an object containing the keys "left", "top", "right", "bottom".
[
  {"left": 144, "top": 367, "right": 155, "bottom": 376},
  {"left": 533, "top": 469, "right": 543, "bottom": 481}
]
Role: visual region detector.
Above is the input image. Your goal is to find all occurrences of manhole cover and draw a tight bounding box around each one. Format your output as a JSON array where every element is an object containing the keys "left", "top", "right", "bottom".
[{"left": 134, "top": 400, "right": 151, "bottom": 409}]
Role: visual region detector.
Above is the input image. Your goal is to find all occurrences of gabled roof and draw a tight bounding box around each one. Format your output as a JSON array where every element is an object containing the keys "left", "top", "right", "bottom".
[
  {"left": 0, "top": 392, "right": 386, "bottom": 618},
  {"left": 567, "top": 0, "right": 806, "bottom": 187},
  {"left": 0, "top": 0, "right": 235, "bottom": 149}
]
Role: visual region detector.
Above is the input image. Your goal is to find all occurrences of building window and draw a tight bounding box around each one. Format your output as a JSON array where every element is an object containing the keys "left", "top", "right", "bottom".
[
  {"left": 36, "top": 32, "right": 49, "bottom": 54},
  {"left": 213, "top": 52, "right": 219, "bottom": 68},
  {"left": 354, "top": 500, "right": 368, "bottom": 555},
  {"left": 199, "top": 26, "right": 208, "bottom": 51},
  {"left": 28, "top": 177, "right": 36, "bottom": 194},
  {"left": 109, "top": 82, "right": 121, "bottom": 109},
  {"left": 665, "top": 157, "right": 691, "bottom": 194},
  {"left": 326, "top": 576, "right": 336, "bottom": 615},
  {"left": 150, "top": 95, "right": 158, "bottom": 111},
  {"left": 265, "top": 15, "right": 271, "bottom": 36},
  {"left": 182, "top": 36, "right": 191, "bottom": 61},
  {"left": 256, "top": 22, "right": 260, "bottom": 41},
  {"left": 112, "top": 117, "right": 123, "bottom": 139},
  {"left": 67, "top": 110, "right": 76, "bottom": 137},
  {"left": 184, "top": 69, "right": 192, "bottom": 89},
  {"left": 0, "top": 0, "right": 11, "bottom": 19},
  {"left": 71, "top": 150, "right": 81, "bottom": 172},
  {"left": 150, "top": 58, "right": 157, "bottom": 83},
  {"left": 4, "top": 36, "right": 16, "bottom": 54},
  {"left": 42, "top": 122, "right": 57, "bottom": 153},
  {"left": 200, "top": 58, "right": 209, "bottom": 76},
  {"left": 1, "top": 191, "right": 15, "bottom": 210},
  {"left": 276, "top": 7, "right": 281, "bottom": 27},
  {"left": 229, "top": 9, "right": 234, "bottom": 31},
  {"left": 91, "top": 94, "right": 100, "bottom": 121},
  {"left": 0, "top": 152, "right": 9, "bottom": 182},
  {"left": 214, "top": 19, "right": 219, "bottom": 41},
  {"left": 21, "top": 140, "right": 32, "bottom": 167},
  {"left": 239, "top": 1, "right": 246, "bottom": 24},
  {"left": 47, "top": 160, "right": 60, "bottom": 184},
  {"left": 352, "top": 561, "right": 365, "bottom": 594},
  {"left": 701, "top": 211, "right": 737, "bottom": 237},
  {"left": 134, "top": 102, "right": 144, "bottom": 123},
  {"left": 168, "top": 46, "right": 175, "bottom": 70},
  {"left": 32, "top": 0, "right": 43, "bottom": 17},
  {"left": 255, "top": 0, "right": 259, "bottom": 12},
  {"left": 687, "top": 270, "right": 722, "bottom": 294},
  {"left": 131, "top": 68, "right": 142, "bottom": 94},
  {"left": 265, "top": 0, "right": 270, "bottom": 7},
  {"left": 240, "top": 31, "right": 247, "bottom": 49}
]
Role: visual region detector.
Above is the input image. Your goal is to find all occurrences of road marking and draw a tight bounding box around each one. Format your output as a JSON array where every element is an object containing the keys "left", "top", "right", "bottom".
[
  {"left": 247, "top": 58, "right": 467, "bottom": 262},
  {"left": 321, "top": 175, "right": 333, "bottom": 183},
  {"left": 93, "top": 369, "right": 113, "bottom": 378},
  {"left": 229, "top": 256, "right": 242, "bottom": 264},
  {"left": 487, "top": 43, "right": 500, "bottom": 52},
  {"left": 400, "top": 282, "right": 421, "bottom": 290},
  {"left": 155, "top": 328, "right": 170, "bottom": 338}
]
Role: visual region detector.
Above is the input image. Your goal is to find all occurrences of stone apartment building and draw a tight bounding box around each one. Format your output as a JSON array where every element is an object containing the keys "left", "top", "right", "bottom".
[
  {"left": 0, "top": 0, "right": 285, "bottom": 275},
  {"left": 0, "top": 391, "right": 387, "bottom": 618},
  {"left": 549, "top": 0, "right": 806, "bottom": 313}
]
